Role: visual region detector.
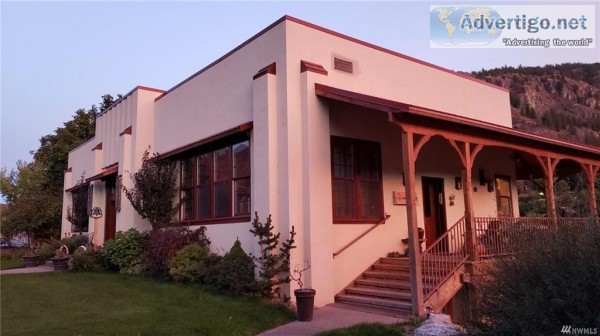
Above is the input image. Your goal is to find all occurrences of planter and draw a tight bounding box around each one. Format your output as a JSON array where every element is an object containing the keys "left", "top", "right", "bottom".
[
  {"left": 22, "top": 255, "right": 39, "bottom": 268},
  {"left": 294, "top": 288, "right": 316, "bottom": 322},
  {"left": 50, "top": 256, "right": 70, "bottom": 271}
]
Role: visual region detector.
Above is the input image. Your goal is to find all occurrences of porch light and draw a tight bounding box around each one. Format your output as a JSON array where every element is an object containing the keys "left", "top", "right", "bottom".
[
  {"left": 487, "top": 180, "right": 494, "bottom": 193},
  {"left": 454, "top": 177, "right": 462, "bottom": 190}
]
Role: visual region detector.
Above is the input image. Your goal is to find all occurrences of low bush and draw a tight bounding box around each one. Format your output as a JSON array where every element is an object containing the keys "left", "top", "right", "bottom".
[
  {"left": 217, "top": 240, "right": 256, "bottom": 296},
  {"left": 141, "top": 227, "right": 210, "bottom": 280},
  {"left": 199, "top": 253, "right": 223, "bottom": 286},
  {"left": 169, "top": 244, "right": 209, "bottom": 283},
  {"left": 0, "top": 248, "right": 26, "bottom": 260},
  {"left": 103, "top": 228, "right": 147, "bottom": 274},
  {"left": 70, "top": 249, "right": 106, "bottom": 272},
  {"left": 470, "top": 221, "right": 600, "bottom": 335},
  {"left": 38, "top": 243, "right": 57, "bottom": 261},
  {"left": 60, "top": 234, "right": 90, "bottom": 254}
]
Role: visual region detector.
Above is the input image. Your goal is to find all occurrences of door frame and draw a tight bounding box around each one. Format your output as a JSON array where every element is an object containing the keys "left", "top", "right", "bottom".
[{"left": 421, "top": 176, "right": 448, "bottom": 246}]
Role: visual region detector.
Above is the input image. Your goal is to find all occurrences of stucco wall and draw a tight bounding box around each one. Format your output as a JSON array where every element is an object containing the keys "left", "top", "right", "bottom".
[{"left": 284, "top": 19, "right": 511, "bottom": 127}]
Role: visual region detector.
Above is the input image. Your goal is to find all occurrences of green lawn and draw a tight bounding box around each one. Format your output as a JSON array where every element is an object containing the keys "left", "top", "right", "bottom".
[
  {"left": 0, "top": 258, "right": 24, "bottom": 270},
  {"left": 317, "top": 322, "right": 406, "bottom": 336},
  {"left": 1, "top": 272, "right": 294, "bottom": 336}
]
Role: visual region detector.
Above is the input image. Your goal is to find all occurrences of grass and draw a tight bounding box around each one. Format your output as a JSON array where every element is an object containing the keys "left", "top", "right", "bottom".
[
  {"left": 1, "top": 272, "right": 294, "bottom": 336},
  {"left": 1, "top": 258, "right": 24, "bottom": 270},
  {"left": 317, "top": 322, "right": 406, "bottom": 336}
]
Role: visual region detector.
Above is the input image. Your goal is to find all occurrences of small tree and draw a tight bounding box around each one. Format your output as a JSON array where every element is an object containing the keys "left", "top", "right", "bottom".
[
  {"left": 123, "top": 148, "right": 179, "bottom": 229},
  {"left": 66, "top": 174, "right": 89, "bottom": 234},
  {"left": 249, "top": 212, "right": 296, "bottom": 298}
]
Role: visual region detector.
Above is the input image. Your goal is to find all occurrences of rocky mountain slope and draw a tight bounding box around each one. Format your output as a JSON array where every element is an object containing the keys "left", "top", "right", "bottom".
[{"left": 471, "top": 63, "right": 600, "bottom": 147}]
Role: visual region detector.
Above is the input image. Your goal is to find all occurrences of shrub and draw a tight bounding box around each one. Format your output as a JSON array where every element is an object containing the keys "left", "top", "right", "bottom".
[
  {"left": 470, "top": 221, "right": 600, "bottom": 335},
  {"left": 103, "top": 228, "right": 147, "bottom": 274},
  {"left": 169, "top": 243, "right": 209, "bottom": 283},
  {"left": 249, "top": 213, "right": 296, "bottom": 297},
  {"left": 70, "top": 249, "right": 106, "bottom": 272},
  {"left": 38, "top": 243, "right": 58, "bottom": 261},
  {"left": 60, "top": 234, "right": 90, "bottom": 254},
  {"left": 217, "top": 240, "right": 256, "bottom": 296},
  {"left": 142, "top": 227, "right": 210, "bottom": 279},
  {"left": 199, "top": 253, "right": 223, "bottom": 286}
]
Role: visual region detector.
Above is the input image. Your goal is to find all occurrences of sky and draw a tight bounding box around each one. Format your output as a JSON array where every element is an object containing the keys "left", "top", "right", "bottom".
[{"left": 1, "top": 1, "right": 599, "bottom": 175}]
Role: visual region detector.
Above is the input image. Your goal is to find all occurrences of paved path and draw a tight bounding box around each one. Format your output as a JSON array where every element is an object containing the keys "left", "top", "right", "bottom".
[
  {"left": 0, "top": 263, "right": 54, "bottom": 275},
  {"left": 258, "top": 304, "right": 404, "bottom": 336}
]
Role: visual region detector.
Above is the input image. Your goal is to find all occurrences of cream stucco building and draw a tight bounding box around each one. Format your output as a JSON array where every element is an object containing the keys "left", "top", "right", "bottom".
[{"left": 62, "top": 16, "right": 600, "bottom": 315}]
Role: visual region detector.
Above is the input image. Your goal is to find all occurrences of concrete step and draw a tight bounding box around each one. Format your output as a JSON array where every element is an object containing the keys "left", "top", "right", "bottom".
[
  {"left": 345, "top": 286, "right": 412, "bottom": 302},
  {"left": 364, "top": 271, "right": 411, "bottom": 281},
  {"left": 372, "top": 263, "right": 410, "bottom": 272},
  {"left": 379, "top": 257, "right": 409, "bottom": 265},
  {"left": 335, "top": 294, "right": 413, "bottom": 311},
  {"left": 354, "top": 278, "right": 412, "bottom": 291}
]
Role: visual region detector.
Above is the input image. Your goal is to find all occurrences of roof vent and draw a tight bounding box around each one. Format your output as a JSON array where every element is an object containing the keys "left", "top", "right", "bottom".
[{"left": 334, "top": 57, "right": 353, "bottom": 74}]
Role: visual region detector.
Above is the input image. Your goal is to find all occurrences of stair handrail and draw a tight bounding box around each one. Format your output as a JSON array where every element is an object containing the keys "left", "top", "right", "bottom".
[
  {"left": 333, "top": 214, "right": 391, "bottom": 258},
  {"left": 421, "top": 216, "right": 469, "bottom": 300}
]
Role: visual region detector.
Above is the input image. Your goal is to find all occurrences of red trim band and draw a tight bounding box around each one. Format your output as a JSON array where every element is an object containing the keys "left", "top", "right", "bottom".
[
  {"left": 253, "top": 62, "right": 276, "bottom": 80},
  {"left": 119, "top": 126, "right": 132, "bottom": 136},
  {"left": 86, "top": 165, "right": 118, "bottom": 183},
  {"left": 156, "top": 122, "right": 253, "bottom": 160},
  {"left": 92, "top": 143, "right": 103, "bottom": 151},
  {"left": 301, "top": 60, "right": 328, "bottom": 75}
]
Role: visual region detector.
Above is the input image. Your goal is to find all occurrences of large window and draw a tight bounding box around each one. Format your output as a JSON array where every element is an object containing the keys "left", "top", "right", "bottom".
[
  {"left": 331, "top": 136, "right": 383, "bottom": 222},
  {"left": 178, "top": 140, "right": 251, "bottom": 223},
  {"left": 495, "top": 175, "right": 513, "bottom": 217}
]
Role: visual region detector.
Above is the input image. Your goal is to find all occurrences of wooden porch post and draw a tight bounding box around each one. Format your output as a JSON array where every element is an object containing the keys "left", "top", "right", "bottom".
[
  {"left": 537, "top": 156, "right": 559, "bottom": 219},
  {"left": 401, "top": 131, "right": 424, "bottom": 316},
  {"left": 447, "top": 141, "right": 482, "bottom": 262},
  {"left": 583, "top": 164, "right": 599, "bottom": 219}
]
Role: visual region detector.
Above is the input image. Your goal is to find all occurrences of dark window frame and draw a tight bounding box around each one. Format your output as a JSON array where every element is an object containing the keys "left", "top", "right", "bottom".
[
  {"left": 495, "top": 175, "right": 513, "bottom": 217},
  {"left": 175, "top": 138, "right": 251, "bottom": 225},
  {"left": 331, "top": 136, "right": 384, "bottom": 223}
]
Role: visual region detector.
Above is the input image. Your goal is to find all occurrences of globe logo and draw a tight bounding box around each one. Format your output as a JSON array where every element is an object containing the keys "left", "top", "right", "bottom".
[{"left": 430, "top": 6, "right": 504, "bottom": 46}]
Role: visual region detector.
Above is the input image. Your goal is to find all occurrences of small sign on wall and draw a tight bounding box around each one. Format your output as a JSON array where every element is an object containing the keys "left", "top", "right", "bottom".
[
  {"left": 393, "top": 191, "right": 406, "bottom": 205},
  {"left": 393, "top": 191, "right": 419, "bottom": 206}
]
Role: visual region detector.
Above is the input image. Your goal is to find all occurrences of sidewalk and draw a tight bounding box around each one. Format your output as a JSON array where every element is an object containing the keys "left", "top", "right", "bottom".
[
  {"left": 0, "top": 262, "right": 54, "bottom": 275},
  {"left": 258, "top": 304, "right": 405, "bottom": 336}
]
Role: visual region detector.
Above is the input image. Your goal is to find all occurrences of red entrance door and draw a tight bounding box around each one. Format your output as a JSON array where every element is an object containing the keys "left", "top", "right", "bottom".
[
  {"left": 104, "top": 176, "right": 117, "bottom": 242},
  {"left": 422, "top": 177, "right": 447, "bottom": 248}
]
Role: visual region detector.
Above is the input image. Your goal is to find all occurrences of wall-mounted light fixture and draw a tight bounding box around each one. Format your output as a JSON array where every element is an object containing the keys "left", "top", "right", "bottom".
[
  {"left": 487, "top": 179, "right": 494, "bottom": 192},
  {"left": 454, "top": 177, "right": 462, "bottom": 190}
]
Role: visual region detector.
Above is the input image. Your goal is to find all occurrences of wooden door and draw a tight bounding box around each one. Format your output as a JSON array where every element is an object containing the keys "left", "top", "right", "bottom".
[
  {"left": 422, "top": 177, "right": 447, "bottom": 248},
  {"left": 104, "top": 177, "right": 117, "bottom": 241}
]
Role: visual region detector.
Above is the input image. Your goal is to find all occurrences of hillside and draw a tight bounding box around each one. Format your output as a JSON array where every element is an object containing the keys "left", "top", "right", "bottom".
[{"left": 471, "top": 63, "right": 600, "bottom": 147}]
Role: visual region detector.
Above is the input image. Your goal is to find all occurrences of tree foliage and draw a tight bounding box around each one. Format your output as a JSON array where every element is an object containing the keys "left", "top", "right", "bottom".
[
  {"left": 1, "top": 94, "right": 118, "bottom": 240},
  {"left": 123, "top": 148, "right": 180, "bottom": 229},
  {"left": 471, "top": 221, "right": 600, "bottom": 335},
  {"left": 0, "top": 161, "right": 58, "bottom": 239},
  {"left": 249, "top": 213, "right": 296, "bottom": 298}
]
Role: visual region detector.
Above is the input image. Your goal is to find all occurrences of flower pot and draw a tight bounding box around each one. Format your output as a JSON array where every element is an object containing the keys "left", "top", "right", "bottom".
[
  {"left": 294, "top": 288, "right": 316, "bottom": 322},
  {"left": 50, "top": 256, "right": 70, "bottom": 271},
  {"left": 22, "top": 255, "right": 39, "bottom": 268}
]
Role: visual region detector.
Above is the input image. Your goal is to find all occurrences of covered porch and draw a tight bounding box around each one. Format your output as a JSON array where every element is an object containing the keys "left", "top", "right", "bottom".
[{"left": 317, "top": 83, "right": 600, "bottom": 316}]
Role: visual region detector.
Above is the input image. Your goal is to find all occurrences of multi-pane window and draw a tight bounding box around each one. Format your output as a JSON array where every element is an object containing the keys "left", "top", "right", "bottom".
[
  {"left": 495, "top": 175, "right": 513, "bottom": 217},
  {"left": 331, "top": 136, "right": 383, "bottom": 222},
  {"left": 178, "top": 140, "right": 251, "bottom": 222}
]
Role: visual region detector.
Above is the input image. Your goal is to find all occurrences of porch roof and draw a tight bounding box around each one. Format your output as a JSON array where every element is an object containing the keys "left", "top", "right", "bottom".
[{"left": 315, "top": 83, "right": 600, "bottom": 175}]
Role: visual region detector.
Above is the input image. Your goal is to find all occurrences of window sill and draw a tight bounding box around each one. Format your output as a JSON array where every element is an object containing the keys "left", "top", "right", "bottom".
[
  {"left": 333, "top": 218, "right": 385, "bottom": 224},
  {"left": 170, "top": 216, "right": 251, "bottom": 226}
]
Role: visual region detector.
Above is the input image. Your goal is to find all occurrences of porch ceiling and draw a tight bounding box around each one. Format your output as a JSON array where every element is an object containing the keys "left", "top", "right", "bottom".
[{"left": 315, "top": 84, "right": 600, "bottom": 171}]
